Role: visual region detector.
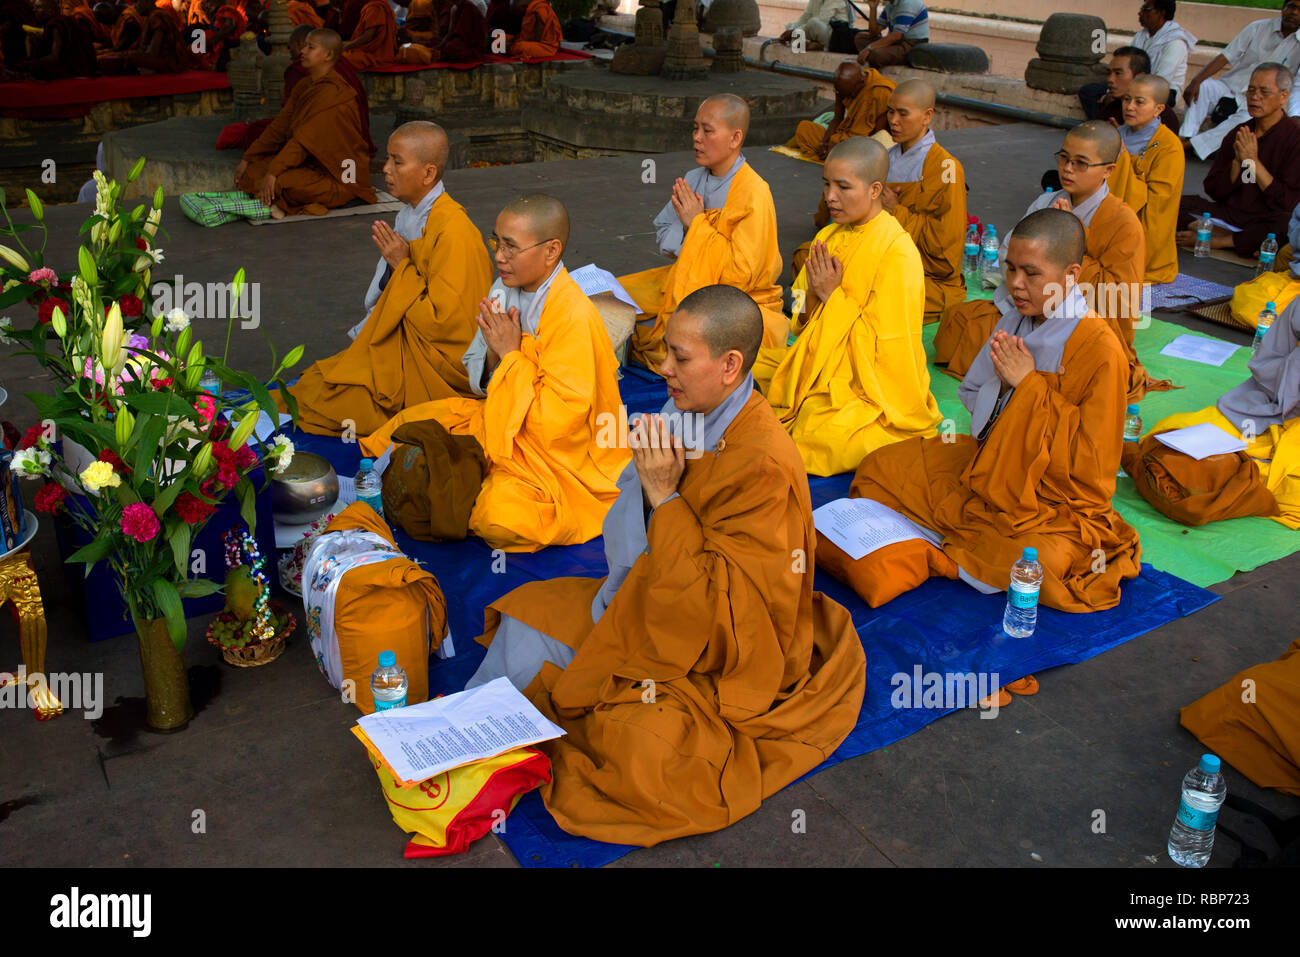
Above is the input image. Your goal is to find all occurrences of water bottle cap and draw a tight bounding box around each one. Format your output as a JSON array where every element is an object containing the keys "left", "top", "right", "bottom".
[
  {"left": 1266, "top": 302, "right": 1276, "bottom": 310},
  {"left": 1126, "top": 404, "right": 1139, "bottom": 414},
  {"left": 1267, "top": 233, "right": 1276, "bottom": 239},
  {"left": 378, "top": 650, "right": 396, "bottom": 668},
  {"left": 1045, "top": 186, "right": 1053, "bottom": 193},
  {"left": 1199, "top": 754, "right": 1221, "bottom": 774},
  {"left": 360, "top": 458, "right": 374, "bottom": 470},
  {"left": 1022, "top": 547, "right": 1037, "bottom": 562}
]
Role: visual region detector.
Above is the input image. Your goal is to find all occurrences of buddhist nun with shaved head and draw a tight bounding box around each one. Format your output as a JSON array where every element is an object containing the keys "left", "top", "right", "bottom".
[
  {"left": 753, "top": 136, "right": 941, "bottom": 476},
  {"left": 620, "top": 93, "right": 788, "bottom": 372},
  {"left": 359, "top": 193, "right": 629, "bottom": 552},
  {"left": 1108, "top": 73, "right": 1184, "bottom": 285},
  {"left": 234, "top": 28, "right": 377, "bottom": 216},
  {"left": 880, "top": 78, "right": 968, "bottom": 322},
  {"left": 285, "top": 121, "right": 493, "bottom": 436},
  {"left": 463, "top": 283, "right": 866, "bottom": 845},
  {"left": 936, "top": 120, "right": 1161, "bottom": 404},
  {"left": 852, "top": 209, "right": 1142, "bottom": 621}
]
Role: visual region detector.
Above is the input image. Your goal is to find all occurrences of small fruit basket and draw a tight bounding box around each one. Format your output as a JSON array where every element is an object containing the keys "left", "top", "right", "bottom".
[
  {"left": 207, "top": 527, "right": 296, "bottom": 667},
  {"left": 207, "top": 600, "right": 297, "bottom": 667}
]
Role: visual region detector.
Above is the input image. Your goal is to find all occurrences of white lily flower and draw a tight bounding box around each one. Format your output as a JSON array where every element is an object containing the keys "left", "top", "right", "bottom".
[
  {"left": 164, "top": 308, "right": 189, "bottom": 332},
  {"left": 0, "top": 316, "right": 15, "bottom": 346}
]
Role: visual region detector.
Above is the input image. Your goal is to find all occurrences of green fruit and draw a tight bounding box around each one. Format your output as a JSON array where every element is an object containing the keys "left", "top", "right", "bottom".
[{"left": 222, "top": 565, "right": 263, "bottom": 622}]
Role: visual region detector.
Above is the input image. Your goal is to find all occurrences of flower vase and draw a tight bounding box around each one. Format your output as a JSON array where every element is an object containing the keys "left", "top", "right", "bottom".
[{"left": 133, "top": 616, "right": 193, "bottom": 731}]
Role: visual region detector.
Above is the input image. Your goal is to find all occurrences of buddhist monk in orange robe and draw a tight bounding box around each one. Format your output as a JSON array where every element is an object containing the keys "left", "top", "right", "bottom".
[
  {"left": 288, "top": 0, "right": 322, "bottom": 27},
  {"left": 785, "top": 63, "right": 894, "bottom": 162},
  {"left": 235, "top": 28, "right": 377, "bottom": 216},
  {"left": 341, "top": 0, "right": 394, "bottom": 68},
  {"left": 65, "top": 0, "right": 108, "bottom": 46},
  {"left": 852, "top": 209, "right": 1142, "bottom": 621},
  {"left": 108, "top": 0, "right": 145, "bottom": 49},
  {"left": 463, "top": 284, "right": 867, "bottom": 846},
  {"left": 287, "top": 122, "right": 493, "bottom": 437},
  {"left": 882, "top": 78, "right": 967, "bottom": 323},
  {"left": 935, "top": 121, "right": 1158, "bottom": 404},
  {"left": 360, "top": 194, "right": 628, "bottom": 552},
  {"left": 1181, "top": 637, "right": 1300, "bottom": 798},
  {"left": 1107, "top": 74, "right": 1185, "bottom": 285},
  {"left": 507, "top": 0, "right": 558, "bottom": 60},
  {"left": 620, "top": 93, "right": 787, "bottom": 372}
]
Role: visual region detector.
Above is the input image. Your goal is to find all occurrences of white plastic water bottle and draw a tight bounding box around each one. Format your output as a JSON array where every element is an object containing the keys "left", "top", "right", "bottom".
[
  {"left": 355, "top": 458, "right": 384, "bottom": 517},
  {"left": 1255, "top": 232, "right": 1278, "bottom": 277},
  {"left": 1167, "top": 753, "right": 1227, "bottom": 868},
  {"left": 199, "top": 368, "right": 221, "bottom": 397},
  {"left": 1118, "top": 403, "right": 1142, "bottom": 477},
  {"left": 370, "top": 650, "right": 408, "bottom": 711},
  {"left": 961, "top": 224, "right": 980, "bottom": 287},
  {"left": 1194, "top": 213, "right": 1212, "bottom": 258},
  {"left": 1253, "top": 301, "right": 1276, "bottom": 356},
  {"left": 979, "top": 225, "right": 1001, "bottom": 289},
  {"left": 1002, "top": 547, "right": 1043, "bottom": 638}
]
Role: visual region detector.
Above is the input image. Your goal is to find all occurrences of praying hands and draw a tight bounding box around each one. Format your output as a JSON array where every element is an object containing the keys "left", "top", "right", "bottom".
[
  {"left": 671, "top": 178, "right": 706, "bottom": 229},
  {"left": 990, "top": 330, "right": 1035, "bottom": 389}
]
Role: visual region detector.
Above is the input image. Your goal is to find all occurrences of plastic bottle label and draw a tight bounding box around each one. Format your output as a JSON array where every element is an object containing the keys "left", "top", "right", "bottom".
[
  {"left": 359, "top": 492, "right": 383, "bottom": 513},
  {"left": 1176, "top": 799, "right": 1219, "bottom": 832},
  {"left": 1008, "top": 579, "right": 1039, "bottom": 609},
  {"left": 1261, "top": 252, "right": 1276, "bottom": 266},
  {"left": 373, "top": 694, "right": 406, "bottom": 712},
  {"left": 964, "top": 244, "right": 978, "bottom": 255},
  {"left": 1197, "top": 227, "right": 1211, "bottom": 241}
]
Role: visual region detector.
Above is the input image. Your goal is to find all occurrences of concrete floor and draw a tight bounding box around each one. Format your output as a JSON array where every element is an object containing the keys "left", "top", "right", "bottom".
[{"left": 2, "top": 123, "right": 1297, "bottom": 868}]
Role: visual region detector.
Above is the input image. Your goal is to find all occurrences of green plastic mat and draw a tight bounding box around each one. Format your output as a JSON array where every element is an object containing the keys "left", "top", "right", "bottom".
[{"left": 921, "top": 316, "right": 1299, "bottom": 588}]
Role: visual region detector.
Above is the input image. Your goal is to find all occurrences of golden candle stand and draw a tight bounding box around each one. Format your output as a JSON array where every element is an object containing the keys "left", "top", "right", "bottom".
[{"left": 1, "top": 510, "right": 62, "bottom": 720}]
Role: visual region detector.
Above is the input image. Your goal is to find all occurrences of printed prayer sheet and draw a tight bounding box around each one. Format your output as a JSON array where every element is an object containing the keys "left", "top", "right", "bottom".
[
  {"left": 812, "top": 497, "right": 939, "bottom": 561},
  {"left": 1159, "top": 334, "right": 1240, "bottom": 367},
  {"left": 1155, "top": 422, "right": 1250, "bottom": 460}
]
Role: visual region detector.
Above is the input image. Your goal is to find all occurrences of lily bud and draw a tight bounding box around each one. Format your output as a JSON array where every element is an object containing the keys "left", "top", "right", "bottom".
[
  {"left": 115, "top": 407, "right": 135, "bottom": 447},
  {"left": 108, "top": 219, "right": 123, "bottom": 245},
  {"left": 77, "top": 245, "right": 98, "bottom": 286},
  {"left": 151, "top": 314, "right": 164, "bottom": 339},
  {"left": 192, "top": 442, "right": 214, "bottom": 477},
  {"left": 185, "top": 340, "right": 203, "bottom": 369},
  {"left": 50, "top": 305, "right": 67, "bottom": 339},
  {"left": 228, "top": 410, "right": 259, "bottom": 451},
  {"left": 176, "top": 325, "right": 192, "bottom": 359},
  {"left": 100, "top": 301, "right": 125, "bottom": 369},
  {"left": 282, "top": 344, "right": 305, "bottom": 369},
  {"left": 143, "top": 205, "right": 162, "bottom": 239},
  {"left": 25, "top": 189, "right": 43, "bottom": 222},
  {"left": 0, "top": 244, "right": 31, "bottom": 273},
  {"left": 128, "top": 156, "right": 147, "bottom": 183},
  {"left": 184, "top": 362, "right": 203, "bottom": 390},
  {"left": 153, "top": 185, "right": 164, "bottom": 209}
]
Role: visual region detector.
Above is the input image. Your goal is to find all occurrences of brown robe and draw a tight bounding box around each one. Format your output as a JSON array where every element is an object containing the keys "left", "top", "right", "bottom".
[
  {"left": 785, "top": 67, "right": 895, "bottom": 161},
  {"left": 236, "top": 70, "right": 378, "bottom": 214},
  {"left": 852, "top": 312, "right": 1143, "bottom": 612},
  {"left": 477, "top": 390, "right": 867, "bottom": 845},
  {"left": 935, "top": 191, "right": 1158, "bottom": 403},
  {"left": 342, "top": 0, "right": 395, "bottom": 69},
  {"left": 889, "top": 141, "right": 968, "bottom": 323}
]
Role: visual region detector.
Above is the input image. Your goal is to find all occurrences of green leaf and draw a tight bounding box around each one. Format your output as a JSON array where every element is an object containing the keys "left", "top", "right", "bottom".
[
  {"left": 232, "top": 372, "right": 279, "bottom": 436},
  {"left": 235, "top": 478, "right": 256, "bottom": 536},
  {"left": 177, "top": 578, "right": 222, "bottom": 599},
  {"left": 67, "top": 531, "right": 115, "bottom": 567},
  {"left": 132, "top": 412, "right": 167, "bottom": 478},
  {"left": 152, "top": 469, "right": 190, "bottom": 516},
  {"left": 169, "top": 520, "right": 191, "bottom": 578},
  {"left": 118, "top": 390, "right": 190, "bottom": 417},
  {"left": 152, "top": 578, "right": 187, "bottom": 652}
]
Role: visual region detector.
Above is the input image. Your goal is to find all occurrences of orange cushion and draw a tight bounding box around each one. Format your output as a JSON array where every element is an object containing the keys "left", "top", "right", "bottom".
[{"left": 816, "top": 533, "right": 960, "bottom": 607}]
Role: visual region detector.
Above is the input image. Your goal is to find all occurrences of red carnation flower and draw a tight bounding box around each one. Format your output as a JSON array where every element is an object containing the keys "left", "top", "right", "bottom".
[
  {"left": 118, "top": 294, "right": 143, "bottom": 318},
  {"left": 135, "top": 237, "right": 148, "bottom": 251},
  {"left": 174, "top": 491, "right": 217, "bottom": 525},
  {"left": 234, "top": 445, "right": 257, "bottom": 470},
  {"left": 19, "top": 424, "right": 45, "bottom": 450},
  {"left": 150, "top": 376, "right": 174, "bottom": 390},
  {"left": 215, "top": 464, "right": 240, "bottom": 490},
  {"left": 98, "top": 448, "right": 129, "bottom": 474},
  {"left": 37, "top": 297, "right": 69, "bottom": 325},
  {"left": 34, "top": 483, "right": 68, "bottom": 514}
]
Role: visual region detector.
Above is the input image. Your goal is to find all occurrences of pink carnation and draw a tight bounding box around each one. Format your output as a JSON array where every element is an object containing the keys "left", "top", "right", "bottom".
[
  {"left": 27, "top": 267, "right": 57, "bottom": 285},
  {"left": 195, "top": 395, "right": 216, "bottom": 427},
  {"left": 120, "top": 502, "right": 161, "bottom": 543}
]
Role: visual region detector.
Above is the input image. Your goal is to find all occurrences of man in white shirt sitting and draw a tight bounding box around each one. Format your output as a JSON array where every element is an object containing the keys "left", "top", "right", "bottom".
[
  {"left": 1133, "top": 0, "right": 1197, "bottom": 105},
  {"left": 776, "top": 0, "right": 850, "bottom": 51}
]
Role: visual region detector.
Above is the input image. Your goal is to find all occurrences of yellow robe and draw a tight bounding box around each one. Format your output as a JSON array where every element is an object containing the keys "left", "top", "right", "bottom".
[
  {"left": 360, "top": 268, "right": 629, "bottom": 552},
  {"left": 889, "top": 141, "right": 968, "bottom": 323},
  {"left": 1227, "top": 250, "right": 1300, "bottom": 328},
  {"left": 752, "top": 213, "right": 941, "bottom": 476},
  {"left": 286, "top": 193, "right": 492, "bottom": 437},
  {"left": 620, "top": 162, "right": 787, "bottom": 372},
  {"left": 1142, "top": 406, "right": 1300, "bottom": 529},
  {"left": 1109, "top": 124, "right": 1185, "bottom": 284}
]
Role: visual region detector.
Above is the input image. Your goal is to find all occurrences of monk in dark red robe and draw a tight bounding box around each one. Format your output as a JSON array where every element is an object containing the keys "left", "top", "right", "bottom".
[
  {"left": 19, "top": 0, "right": 98, "bottom": 78},
  {"left": 429, "top": 0, "right": 484, "bottom": 62}
]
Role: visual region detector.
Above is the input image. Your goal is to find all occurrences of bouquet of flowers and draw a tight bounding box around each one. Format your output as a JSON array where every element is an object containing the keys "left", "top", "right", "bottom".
[{"left": 2, "top": 164, "right": 303, "bottom": 727}]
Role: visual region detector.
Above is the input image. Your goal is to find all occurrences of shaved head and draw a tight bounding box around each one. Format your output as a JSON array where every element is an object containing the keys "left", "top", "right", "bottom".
[
  {"left": 1012, "top": 208, "right": 1086, "bottom": 269},
  {"left": 392, "top": 120, "right": 449, "bottom": 173},
  {"left": 308, "top": 27, "right": 342, "bottom": 62},
  {"left": 1068, "top": 119, "right": 1122, "bottom": 164},
  {"left": 290, "top": 24, "right": 313, "bottom": 45},
  {"left": 833, "top": 62, "right": 866, "bottom": 97},
  {"left": 825, "top": 136, "right": 889, "bottom": 187},
  {"left": 676, "top": 284, "right": 763, "bottom": 372},
  {"left": 892, "top": 77, "right": 936, "bottom": 110},
  {"left": 1130, "top": 72, "right": 1170, "bottom": 106},
  {"left": 500, "top": 193, "right": 570, "bottom": 248},
  {"left": 700, "top": 93, "right": 750, "bottom": 137}
]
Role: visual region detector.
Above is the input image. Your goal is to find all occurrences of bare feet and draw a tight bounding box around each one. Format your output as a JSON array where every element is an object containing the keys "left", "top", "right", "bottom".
[{"left": 269, "top": 205, "right": 286, "bottom": 220}]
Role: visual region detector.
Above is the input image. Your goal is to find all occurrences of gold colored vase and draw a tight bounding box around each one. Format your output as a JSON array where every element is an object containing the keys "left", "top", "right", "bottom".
[{"left": 133, "top": 617, "right": 194, "bottom": 732}]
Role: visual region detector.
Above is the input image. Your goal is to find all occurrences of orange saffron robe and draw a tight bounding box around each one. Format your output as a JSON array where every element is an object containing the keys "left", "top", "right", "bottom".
[
  {"left": 286, "top": 193, "right": 493, "bottom": 437},
  {"left": 288, "top": 0, "right": 324, "bottom": 27},
  {"left": 785, "top": 67, "right": 895, "bottom": 160},
  {"left": 1109, "top": 123, "right": 1185, "bottom": 285},
  {"left": 342, "top": 0, "right": 396, "bottom": 69},
  {"left": 508, "top": 0, "right": 559, "bottom": 60},
  {"left": 889, "top": 140, "right": 968, "bottom": 323},
  {"left": 477, "top": 389, "right": 867, "bottom": 846}
]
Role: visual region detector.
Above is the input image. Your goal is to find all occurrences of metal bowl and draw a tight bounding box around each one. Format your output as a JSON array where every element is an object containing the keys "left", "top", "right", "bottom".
[{"left": 269, "top": 451, "right": 339, "bottom": 526}]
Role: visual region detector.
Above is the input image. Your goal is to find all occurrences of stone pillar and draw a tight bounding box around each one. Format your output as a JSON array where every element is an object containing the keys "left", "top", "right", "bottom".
[
  {"left": 261, "top": 0, "right": 294, "bottom": 111},
  {"left": 227, "top": 33, "right": 264, "bottom": 121},
  {"left": 1024, "top": 13, "right": 1108, "bottom": 94},
  {"left": 661, "top": 0, "right": 708, "bottom": 81},
  {"left": 611, "top": 0, "right": 667, "bottom": 75},
  {"left": 701, "top": 0, "right": 760, "bottom": 38},
  {"left": 711, "top": 27, "right": 743, "bottom": 73}
]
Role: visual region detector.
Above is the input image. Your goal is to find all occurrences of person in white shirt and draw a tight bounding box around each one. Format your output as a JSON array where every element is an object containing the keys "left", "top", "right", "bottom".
[
  {"left": 1132, "top": 0, "right": 1197, "bottom": 103},
  {"left": 777, "top": 0, "right": 850, "bottom": 49},
  {"left": 1180, "top": 1, "right": 1300, "bottom": 160}
]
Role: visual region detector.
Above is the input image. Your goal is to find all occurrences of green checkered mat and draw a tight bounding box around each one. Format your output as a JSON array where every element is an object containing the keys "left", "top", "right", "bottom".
[
  {"left": 180, "top": 191, "right": 271, "bottom": 227},
  {"left": 922, "top": 316, "right": 1300, "bottom": 588}
]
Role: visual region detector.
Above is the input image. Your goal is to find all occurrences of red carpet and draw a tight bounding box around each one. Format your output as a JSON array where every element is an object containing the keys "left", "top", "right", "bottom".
[
  {"left": 0, "top": 71, "right": 231, "bottom": 118},
  {"left": 364, "top": 49, "right": 594, "bottom": 73}
]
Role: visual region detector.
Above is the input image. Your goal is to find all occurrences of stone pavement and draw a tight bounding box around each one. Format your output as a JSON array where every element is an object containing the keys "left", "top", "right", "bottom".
[{"left": 2, "top": 123, "right": 1296, "bottom": 868}]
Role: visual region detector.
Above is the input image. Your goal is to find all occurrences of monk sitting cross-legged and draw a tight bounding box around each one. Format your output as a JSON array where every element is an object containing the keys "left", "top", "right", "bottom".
[
  {"left": 507, "top": 0, "right": 559, "bottom": 61},
  {"left": 234, "top": 28, "right": 377, "bottom": 217},
  {"left": 784, "top": 62, "right": 895, "bottom": 163},
  {"left": 341, "top": 0, "right": 395, "bottom": 68},
  {"left": 620, "top": 93, "right": 787, "bottom": 372},
  {"left": 881, "top": 78, "right": 968, "bottom": 323},
  {"left": 360, "top": 194, "right": 628, "bottom": 552},
  {"left": 852, "top": 209, "right": 1142, "bottom": 620},
  {"left": 1107, "top": 73, "right": 1185, "bottom": 285},
  {"left": 20, "top": 0, "right": 98, "bottom": 78},
  {"left": 463, "top": 283, "right": 867, "bottom": 847},
  {"left": 753, "top": 137, "right": 941, "bottom": 476},
  {"left": 935, "top": 121, "right": 1159, "bottom": 404},
  {"left": 285, "top": 122, "right": 493, "bottom": 438}
]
